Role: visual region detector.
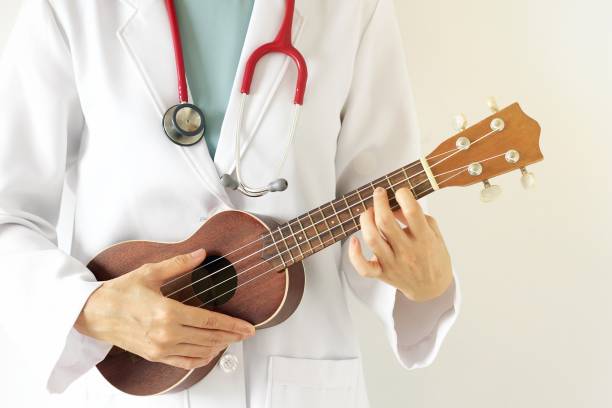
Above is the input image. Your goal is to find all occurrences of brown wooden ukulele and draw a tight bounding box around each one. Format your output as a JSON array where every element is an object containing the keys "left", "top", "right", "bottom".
[{"left": 88, "top": 101, "right": 543, "bottom": 395}]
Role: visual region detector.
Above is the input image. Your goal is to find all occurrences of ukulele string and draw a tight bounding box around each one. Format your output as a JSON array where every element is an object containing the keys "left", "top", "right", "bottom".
[
  {"left": 177, "top": 165, "right": 454, "bottom": 304},
  {"left": 194, "top": 165, "right": 475, "bottom": 308},
  {"left": 177, "top": 174, "right": 436, "bottom": 304},
  {"left": 198, "top": 188, "right": 431, "bottom": 308},
  {"left": 179, "top": 147, "right": 505, "bottom": 306},
  {"left": 163, "top": 150, "right": 453, "bottom": 298},
  {"left": 170, "top": 142, "right": 500, "bottom": 301},
  {"left": 168, "top": 126, "right": 503, "bottom": 299},
  {"left": 160, "top": 147, "right": 455, "bottom": 292}
]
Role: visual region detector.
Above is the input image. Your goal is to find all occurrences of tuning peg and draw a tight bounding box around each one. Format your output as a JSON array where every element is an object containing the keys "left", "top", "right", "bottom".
[
  {"left": 480, "top": 180, "right": 502, "bottom": 203},
  {"left": 520, "top": 167, "right": 536, "bottom": 190},
  {"left": 486, "top": 97, "right": 500, "bottom": 113},
  {"left": 454, "top": 113, "right": 467, "bottom": 131}
]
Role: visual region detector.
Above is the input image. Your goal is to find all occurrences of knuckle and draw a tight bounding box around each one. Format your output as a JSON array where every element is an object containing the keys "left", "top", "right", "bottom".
[
  {"left": 155, "top": 328, "right": 174, "bottom": 346},
  {"left": 364, "top": 235, "right": 377, "bottom": 248},
  {"left": 140, "top": 263, "right": 156, "bottom": 276},
  {"left": 146, "top": 346, "right": 164, "bottom": 362},
  {"left": 379, "top": 215, "right": 396, "bottom": 229},
  {"left": 172, "top": 254, "right": 190, "bottom": 267},
  {"left": 203, "top": 314, "right": 218, "bottom": 329},
  {"left": 155, "top": 305, "right": 176, "bottom": 325},
  {"left": 403, "top": 207, "right": 420, "bottom": 219},
  {"left": 207, "top": 334, "right": 222, "bottom": 346}
]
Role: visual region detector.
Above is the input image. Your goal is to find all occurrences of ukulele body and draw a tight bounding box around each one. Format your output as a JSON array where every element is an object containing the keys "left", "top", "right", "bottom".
[{"left": 87, "top": 210, "right": 305, "bottom": 396}]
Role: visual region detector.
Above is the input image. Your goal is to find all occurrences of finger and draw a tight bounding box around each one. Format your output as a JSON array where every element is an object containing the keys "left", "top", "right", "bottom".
[
  {"left": 145, "top": 249, "right": 207, "bottom": 284},
  {"left": 425, "top": 215, "right": 442, "bottom": 237},
  {"left": 395, "top": 188, "right": 429, "bottom": 237},
  {"left": 177, "top": 306, "right": 255, "bottom": 336},
  {"left": 372, "top": 187, "right": 408, "bottom": 250},
  {"left": 348, "top": 236, "right": 382, "bottom": 278},
  {"left": 160, "top": 355, "right": 216, "bottom": 371},
  {"left": 359, "top": 208, "right": 393, "bottom": 261},
  {"left": 177, "top": 325, "right": 248, "bottom": 347},
  {"left": 169, "top": 343, "right": 216, "bottom": 359}
]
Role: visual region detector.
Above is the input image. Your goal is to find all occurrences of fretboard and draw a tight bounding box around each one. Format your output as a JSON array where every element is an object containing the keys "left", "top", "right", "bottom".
[{"left": 262, "top": 159, "right": 435, "bottom": 270}]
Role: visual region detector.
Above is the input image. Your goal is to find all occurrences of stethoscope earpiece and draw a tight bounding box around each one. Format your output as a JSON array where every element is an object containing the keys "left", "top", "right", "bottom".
[
  {"left": 220, "top": 174, "right": 288, "bottom": 197},
  {"left": 164, "top": 0, "right": 306, "bottom": 198},
  {"left": 268, "top": 179, "right": 288, "bottom": 193}
]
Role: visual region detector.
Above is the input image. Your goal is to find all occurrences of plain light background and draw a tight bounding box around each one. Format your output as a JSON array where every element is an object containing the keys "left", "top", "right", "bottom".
[{"left": 1, "top": 0, "right": 611, "bottom": 407}]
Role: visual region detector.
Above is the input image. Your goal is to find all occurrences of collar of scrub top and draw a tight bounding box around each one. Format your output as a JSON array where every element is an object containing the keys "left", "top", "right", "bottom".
[{"left": 165, "top": 0, "right": 308, "bottom": 197}]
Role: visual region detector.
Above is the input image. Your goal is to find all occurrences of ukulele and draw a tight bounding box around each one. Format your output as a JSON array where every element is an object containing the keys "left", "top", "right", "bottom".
[{"left": 88, "top": 101, "right": 543, "bottom": 395}]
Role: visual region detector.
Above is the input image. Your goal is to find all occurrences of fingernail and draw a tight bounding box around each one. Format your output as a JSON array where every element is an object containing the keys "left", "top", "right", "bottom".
[
  {"left": 242, "top": 325, "right": 256, "bottom": 336},
  {"left": 375, "top": 187, "right": 385, "bottom": 194},
  {"left": 190, "top": 248, "right": 205, "bottom": 258}
]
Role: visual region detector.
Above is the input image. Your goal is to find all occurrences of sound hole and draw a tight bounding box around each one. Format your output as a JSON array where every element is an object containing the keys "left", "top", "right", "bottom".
[{"left": 191, "top": 255, "right": 237, "bottom": 307}]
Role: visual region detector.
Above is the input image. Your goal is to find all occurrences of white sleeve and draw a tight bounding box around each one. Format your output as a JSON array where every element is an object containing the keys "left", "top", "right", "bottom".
[
  {"left": 0, "top": 0, "right": 112, "bottom": 393},
  {"left": 335, "top": 0, "right": 460, "bottom": 369}
]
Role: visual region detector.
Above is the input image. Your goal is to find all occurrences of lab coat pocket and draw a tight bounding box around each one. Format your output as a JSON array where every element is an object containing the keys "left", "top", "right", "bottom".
[{"left": 264, "top": 356, "right": 361, "bottom": 408}]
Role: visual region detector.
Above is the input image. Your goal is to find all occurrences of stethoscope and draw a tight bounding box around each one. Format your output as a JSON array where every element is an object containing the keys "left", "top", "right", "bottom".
[{"left": 163, "top": 0, "right": 308, "bottom": 197}]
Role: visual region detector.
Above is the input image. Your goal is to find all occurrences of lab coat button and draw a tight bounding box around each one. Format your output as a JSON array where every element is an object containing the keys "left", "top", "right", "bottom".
[{"left": 219, "top": 353, "right": 239, "bottom": 373}]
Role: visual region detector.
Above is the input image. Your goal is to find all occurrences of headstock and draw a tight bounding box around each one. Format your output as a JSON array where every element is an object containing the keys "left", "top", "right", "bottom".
[{"left": 426, "top": 98, "right": 543, "bottom": 202}]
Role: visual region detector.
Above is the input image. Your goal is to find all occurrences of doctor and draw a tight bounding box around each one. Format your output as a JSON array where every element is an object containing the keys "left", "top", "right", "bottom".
[{"left": 0, "top": 0, "right": 459, "bottom": 407}]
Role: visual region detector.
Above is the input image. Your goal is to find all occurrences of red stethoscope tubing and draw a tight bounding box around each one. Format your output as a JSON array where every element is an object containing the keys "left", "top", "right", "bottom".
[{"left": 164, "top": 0, "right": 308, "bottom": 106}]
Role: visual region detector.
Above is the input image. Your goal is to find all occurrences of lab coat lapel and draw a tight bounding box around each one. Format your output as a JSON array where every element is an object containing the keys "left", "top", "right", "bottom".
[
  {"left": 213, "top": 0, "right": 306, "bottom": 177},
  {"left": 117, "top": 0, "right": 234, "bottom": 208}
]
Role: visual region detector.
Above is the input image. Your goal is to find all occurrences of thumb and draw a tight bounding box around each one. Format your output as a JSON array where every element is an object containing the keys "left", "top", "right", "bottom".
[{"left": 144, "top": 248, "right": 206, "bottom": 286}]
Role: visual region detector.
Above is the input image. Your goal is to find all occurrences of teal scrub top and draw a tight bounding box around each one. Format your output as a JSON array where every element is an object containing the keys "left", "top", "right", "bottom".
[{"left": 175, "top": 0, "right": 255, "bottom": 159}]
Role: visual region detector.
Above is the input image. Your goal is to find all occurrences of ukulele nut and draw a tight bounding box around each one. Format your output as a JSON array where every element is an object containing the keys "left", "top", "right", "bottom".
[
  {"left": 468, "top": 162, "right": 483, "bottom": 176},
  {"left": 490, "top": 118, "right": 505, "bottom": 132}
]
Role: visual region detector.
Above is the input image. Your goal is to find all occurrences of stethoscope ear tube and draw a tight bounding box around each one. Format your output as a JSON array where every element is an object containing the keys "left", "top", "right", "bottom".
[
  {"left": 163, "top": 0, "right": 306, "bottom": 197},
  {"left": 220, "top": 94, "right": 293, "bottom": 198}
]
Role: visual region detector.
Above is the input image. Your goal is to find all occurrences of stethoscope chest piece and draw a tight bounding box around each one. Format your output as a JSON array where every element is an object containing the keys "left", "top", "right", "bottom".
[{"left": 163, "top": 103, "right": 206, "bottom": 146}]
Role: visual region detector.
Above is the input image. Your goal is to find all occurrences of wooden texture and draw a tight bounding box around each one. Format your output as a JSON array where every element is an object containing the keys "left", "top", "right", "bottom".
[
  {"left": 427, "top": 103, "right": 543, "bottom": 188},
  {"left": 86, "top": 103, "right": 542, "bottom": 396},
  {"left": 88, "top": 210, "right": 305, "bottom": 396}
]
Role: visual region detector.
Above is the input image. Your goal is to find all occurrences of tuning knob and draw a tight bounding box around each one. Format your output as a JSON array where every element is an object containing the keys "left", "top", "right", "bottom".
[
  {"left": 454, "top": 113, "right": 467, "bottom": 131},
  {"left": 480, "top": 180, "right": 502, "bottom": 202},
  {"left": 520, "top": 167, "right": 536, "bottom": 190},
  {"left": 487, "top": 97, "right": 500, "bottom": 113}
]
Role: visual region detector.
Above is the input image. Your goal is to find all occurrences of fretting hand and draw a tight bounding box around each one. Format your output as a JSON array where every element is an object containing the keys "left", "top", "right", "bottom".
[
  {"left": 75, "top": 249, "right": 255, "bottom": 370},
  {"left": 348, "top": 187, "right": 453, "bottom": 302}
]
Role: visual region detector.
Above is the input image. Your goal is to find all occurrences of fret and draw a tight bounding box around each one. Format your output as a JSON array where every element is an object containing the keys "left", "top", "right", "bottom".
[
  {"left": 270, "top": 235, "right": 287, "bottom": 269},
  {"left": 278, "top": 225, "right": 297, "bottom": 264},
  {"left": 271, "top": 228, "right": 292, "bottom": 268},
  {"left": 384, "top": 174, "right": 395, "bottom": 193},
  {"left": 329, "top": 200, "right": 348, "bottom": 236},
  {"left": 344, "top": 189, "right": 365, "bottom": 218},
  {"left": 402, "top": 167, "right": 416, "bottom": 196},
  {"left": 341, "top": 195, "right": 360, "bottom": 230},
  {"left": 287, "top": 221, "right": 307, "bottom": 259},
  {"left": 306, "top": 212, "right": 325, "bottom": 250},
  {"left": 319, "top": 205, "right": 335, "bottom": 230},
  {"left": 298, "top": 217, "right": 317, "bottom": 253},
  {"left": 263, "top": 160, "right": 438, "bottom": 268},
  {"left": 355, "top": 188, "right": 369, "bottom": 212},
  {"left": 315, "top": 206, "right": 334, "bottom": 246}
]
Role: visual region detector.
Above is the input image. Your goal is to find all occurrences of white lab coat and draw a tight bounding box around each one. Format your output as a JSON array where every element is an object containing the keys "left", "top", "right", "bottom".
[{"left": 0, "top": 0, "right": 459, "bottom": 407}]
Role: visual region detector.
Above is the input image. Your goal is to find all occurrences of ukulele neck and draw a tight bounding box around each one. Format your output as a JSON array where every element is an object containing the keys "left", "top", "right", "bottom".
[{"left": 262, "top": 159, "right": 436, "bottom": 270}]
